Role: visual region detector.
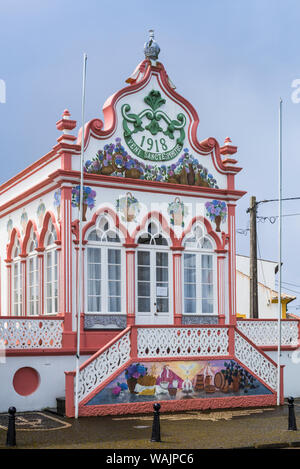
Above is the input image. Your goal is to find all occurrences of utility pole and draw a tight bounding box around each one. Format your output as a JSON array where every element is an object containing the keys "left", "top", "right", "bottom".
[{"left": 249, "top": 196, "right": 258, "bottom": 318}]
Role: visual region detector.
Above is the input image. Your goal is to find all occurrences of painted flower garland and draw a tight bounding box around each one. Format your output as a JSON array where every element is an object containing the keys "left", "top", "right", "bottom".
[{"left": 84, "top": 139, "right": 219, "bottom": 188}]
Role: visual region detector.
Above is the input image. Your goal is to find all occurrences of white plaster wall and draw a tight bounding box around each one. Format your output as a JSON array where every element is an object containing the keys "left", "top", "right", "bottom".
[
  {"left": 265, "top": 350, "right": 300, "bottom": 398},
  {"left": 0, "top": 355, "right": 89, "bottom": 413}
]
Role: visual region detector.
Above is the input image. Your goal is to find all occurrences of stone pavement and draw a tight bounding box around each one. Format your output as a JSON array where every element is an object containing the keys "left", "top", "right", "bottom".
[{"left": 1, "top": 402, "right": 300, "bottom": 449}]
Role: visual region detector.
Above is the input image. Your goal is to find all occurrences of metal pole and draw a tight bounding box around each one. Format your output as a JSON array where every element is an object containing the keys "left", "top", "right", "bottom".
[
  {"left": 75, "top": 52, "right": 87, "bottom": 419},
  {"left": 249, "top": 196, "right": 258, "bottom": 318},
  {"left": 277, "top": 98, "right": 282, "bottom": 406}
]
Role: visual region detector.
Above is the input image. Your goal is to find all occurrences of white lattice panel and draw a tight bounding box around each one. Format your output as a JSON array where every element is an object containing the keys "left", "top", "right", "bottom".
[
  {"left": 235, "top": 330, "right": 277, "bottom": 390},
  {"left": 0, "top": 319, "right": 63, "bottom": 349},
  {"left": 77, "top": 331, "right": 131, "bottom": 402},
  {"left": 237, "top": 320, "right": 299, "bottom": 347},
  {"left": 137, "top": 327, "right": 229, "bottom": 358}
]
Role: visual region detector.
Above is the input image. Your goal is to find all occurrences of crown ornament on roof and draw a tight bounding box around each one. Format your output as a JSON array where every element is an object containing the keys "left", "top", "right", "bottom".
[{"left": 144, "top": 29, "right": 160, "bottom": 60}]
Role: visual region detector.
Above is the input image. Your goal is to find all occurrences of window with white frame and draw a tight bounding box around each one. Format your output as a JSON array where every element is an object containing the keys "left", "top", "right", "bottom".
[
  {"left": 86, "top": 216, "right": 123, "bottom": 314},
  {"left": 137, "top": 221, "right": 170, "bottom": 314},
  {"left": 44, "top": 222, "right": 58, "bottom": 314},
  {"left": 27, "top": 235, "right": 39, "bottom": 316},
  {"left": 12, "top": 241, "right": 22, "bottom": 316},
  {"left": 183, "top": 224, "right": 215, "bottom": 315}
]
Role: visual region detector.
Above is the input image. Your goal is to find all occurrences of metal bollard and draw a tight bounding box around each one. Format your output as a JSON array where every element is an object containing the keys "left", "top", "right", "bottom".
[
  {"left": 288, "top": 396, "right": 297, "bottom": 431},
  {"left": 150, "top": 403, "right": 161, "bottom": 442},
  {"left": 6, "top": 407, "right": 16, "bottom": 446}
]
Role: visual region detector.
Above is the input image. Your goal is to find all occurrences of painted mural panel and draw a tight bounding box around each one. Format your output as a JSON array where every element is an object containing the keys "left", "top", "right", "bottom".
[{"left": 86, "top": 359, "right": 272, "bottom": 406}]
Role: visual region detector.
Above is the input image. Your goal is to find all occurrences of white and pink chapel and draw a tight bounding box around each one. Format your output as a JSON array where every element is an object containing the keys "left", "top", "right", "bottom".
[{"left": 0, "top": 31, "right": 299, "bottom": 417}]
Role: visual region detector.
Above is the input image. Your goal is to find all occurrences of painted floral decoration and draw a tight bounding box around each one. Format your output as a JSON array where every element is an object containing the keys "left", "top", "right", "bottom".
[
  {"left": 125, "top": 363, "right": 147, "bottom": 380},
  {"left": 84, "top": 140, "right": 219, "bottom": 187},
  {"left": 53, "top": 190, "right": 61, "bottom": 207},
  {"left": 205, "top": 200, "right": 227, "bottom": 232},
  {"left": 167, "top": 197, "right": 189, "bottom": 228},
  {"left": 71, "top": 186, "right": 96, "bottom": 209},
  {"left": 112, "top": 382, "right": 128, "bottom": 396},
  {"left": 84, "top": 138, "right": 145, "bottom": 178},
  {"left": 116, "top": 192, "right": 140, "bottom": 223}
]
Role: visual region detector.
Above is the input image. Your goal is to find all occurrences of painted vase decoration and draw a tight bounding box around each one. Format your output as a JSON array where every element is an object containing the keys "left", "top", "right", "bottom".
[
  {"left": 205, "top": 200, "right": 227, "bottom": 233},
  {"left": 187, "top": 164, "right": 195, "bottom": 185},
  {"left": 71, "top": 186, "right": 96, "bottom": 222},
  {"left": 126, "top": 377, "right": 138, "bottom": 394}
]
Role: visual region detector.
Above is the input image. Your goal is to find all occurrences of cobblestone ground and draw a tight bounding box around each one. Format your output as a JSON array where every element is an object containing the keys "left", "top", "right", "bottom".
[{"left": 1, "top": 403, "right": 300, "bottom": 449}]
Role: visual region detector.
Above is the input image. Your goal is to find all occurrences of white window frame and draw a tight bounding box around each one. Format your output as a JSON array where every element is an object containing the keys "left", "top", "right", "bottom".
[
  {"left": 12, "top": 244, "right": 22, "bottom": 316},
  {"left": 85, "top": 221, "right": 125, "bottom": 315},
  {"left": 27, "top": 238, "right": 39, "bottom": 316},
  {"left": 182, "top": 225, "right": 217, "bottom": 316},
  {"left": 44, "top": 226, "right": 59, "bottom": 315},
  {"left": 135, "top": 221, "right": 173, "bottom": 321}
]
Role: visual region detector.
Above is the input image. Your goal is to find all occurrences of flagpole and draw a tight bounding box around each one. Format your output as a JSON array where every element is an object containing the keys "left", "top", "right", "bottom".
[
  {"left": 75, "top": 52, "right": 87, "bottom": 419},
  {"left": 277, "top": 97, "right": 282, "bottom": 406}
]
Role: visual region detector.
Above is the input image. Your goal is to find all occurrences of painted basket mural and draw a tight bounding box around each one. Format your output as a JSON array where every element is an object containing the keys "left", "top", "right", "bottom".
[
  {"left": 116, "top": 192, "right": 140, "bottom": 223},
  {"left": 85, "top": 359, "right": 272, "bottom": 407}
]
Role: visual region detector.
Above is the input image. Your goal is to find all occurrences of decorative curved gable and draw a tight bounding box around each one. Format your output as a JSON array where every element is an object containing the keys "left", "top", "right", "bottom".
[{"left": 77, "top": 55, "right": 242, "bottom": 191}]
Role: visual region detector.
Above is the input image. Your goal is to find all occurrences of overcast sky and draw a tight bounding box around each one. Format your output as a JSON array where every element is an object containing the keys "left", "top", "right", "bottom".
[{"left": 1, "top": 0, "right": 300, "bottom": 313}]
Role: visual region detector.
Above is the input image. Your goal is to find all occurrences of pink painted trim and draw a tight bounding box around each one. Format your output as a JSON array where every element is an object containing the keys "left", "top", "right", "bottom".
[
  {"left": 235, "top": 327, "right": 279, "bottom": 369},
  {"left": 179, "top": 216, "right": 223, "bottom": 250},
  {"left": 67, "top": 326, "right": 132, "bottom": 376},
  {"left": 39, "top": 211, "right": 61, "bottom": 248},
  {"left": 78, "top": 394, "right": 276, "bottom": 417},
  {"left": 21, "top": 220, "right": 40, "bottom": 256},
  {"left": 132, "top": 211, "right": 176, "bottom": 245}
]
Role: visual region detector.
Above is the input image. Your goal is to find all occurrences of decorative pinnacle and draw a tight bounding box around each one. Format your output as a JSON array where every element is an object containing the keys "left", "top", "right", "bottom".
[{"left": 144, "top": 29, "right": 160, "bottom": 60}]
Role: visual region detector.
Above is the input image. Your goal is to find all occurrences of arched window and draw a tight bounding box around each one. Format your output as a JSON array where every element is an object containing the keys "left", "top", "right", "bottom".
[
  {"left": 12, "top": 240, "right": 22, "bottom": 316},
  {"left": 136, "top": 221, "right": 171, "bottom": 324},
  {"left": 183, "top": 223, "right": 215, "bottom": 315},
  {"left": 44, "top": 221, "right": 58, "bottom": 314},
  {"left": 86, "top": 215, "right": 123, "bottom": 314},
  {"left": 27, "top": 233, "right": 39, "bottom": 316}
]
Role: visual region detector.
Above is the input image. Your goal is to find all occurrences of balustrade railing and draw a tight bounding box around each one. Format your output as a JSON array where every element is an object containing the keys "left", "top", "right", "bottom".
[
  {"left": 76, "top": 328, "right": 131, "bottom": 403},
  {"left": 137, "top": 326, "right": 230, "bottom": 358},
  {"left": 0, "top": 317, "right": 64, "bottom": 349},
  {"left": 234, "top": 329, "right": 278, "bottom": 391},
  {"left": 237, "top": 319, "right": 299, "bottom": 347}
]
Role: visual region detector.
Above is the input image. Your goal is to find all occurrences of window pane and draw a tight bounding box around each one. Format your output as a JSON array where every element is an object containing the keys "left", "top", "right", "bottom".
[
  {"left": 138, "top": 251, "right": 150, "bottom": 265},
  {"left": 88, "top": 296, "right": 101, "bottom": 312},
  {"left": 156, "top": 252, "right": 168, "bottom": 267},
  {"left": 138, "top": 266, "right": 150, "bottom": 281},
  {"left": 202, "top": 284, "right": 213, "bottom": 299},
  {"left": 184, "top": 253, "right": 196, "bottom": 268},
  {"left": 108, "top": 249, "right": 120, "bottom": 264},
  {"left": 87, "top": 247, "right": 101, "bottom": 263},
  {"left": 185, "top": 299, "right": 196, "bottom": 313},
  {"left": 108, "top": 281, "right": 121, "bottom": 296},
  {"left": 184, "top": 283, "right": 196, "bottom": 298},
  {"left": 202, "top": 298, "right": 214, "bottom": 314},
  {"left": 184, "top": 268, "right": 196, "bottom": 283},
  {"left": 109, "top": 297, "right": 121, "bottom": 312},
  {"left": 202, "top": 255, "right": 212, "bottom": 269},
  {"left": 156, "top": 267, "right": 168, "bottom": 282},
  {"left": 138, "top": 282, "right": 150, "bottom": 296},
  {"left": 138, "top": 297, "right": 150, "bottom": 312},
  {"left": 108, "top": 264, "right": 120, "bottom": 280},
  {"left": 202, "top": 269, "right": 213, "bottom": 284},
  {"left": 88, "top": 263, "right": 101, "bottom": 279},
  {"left": 156, "top": 298, "right": 168, "bottom": 313},
  {"left": 88, "top": 280, "right": 101, "bottom": 296}
]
